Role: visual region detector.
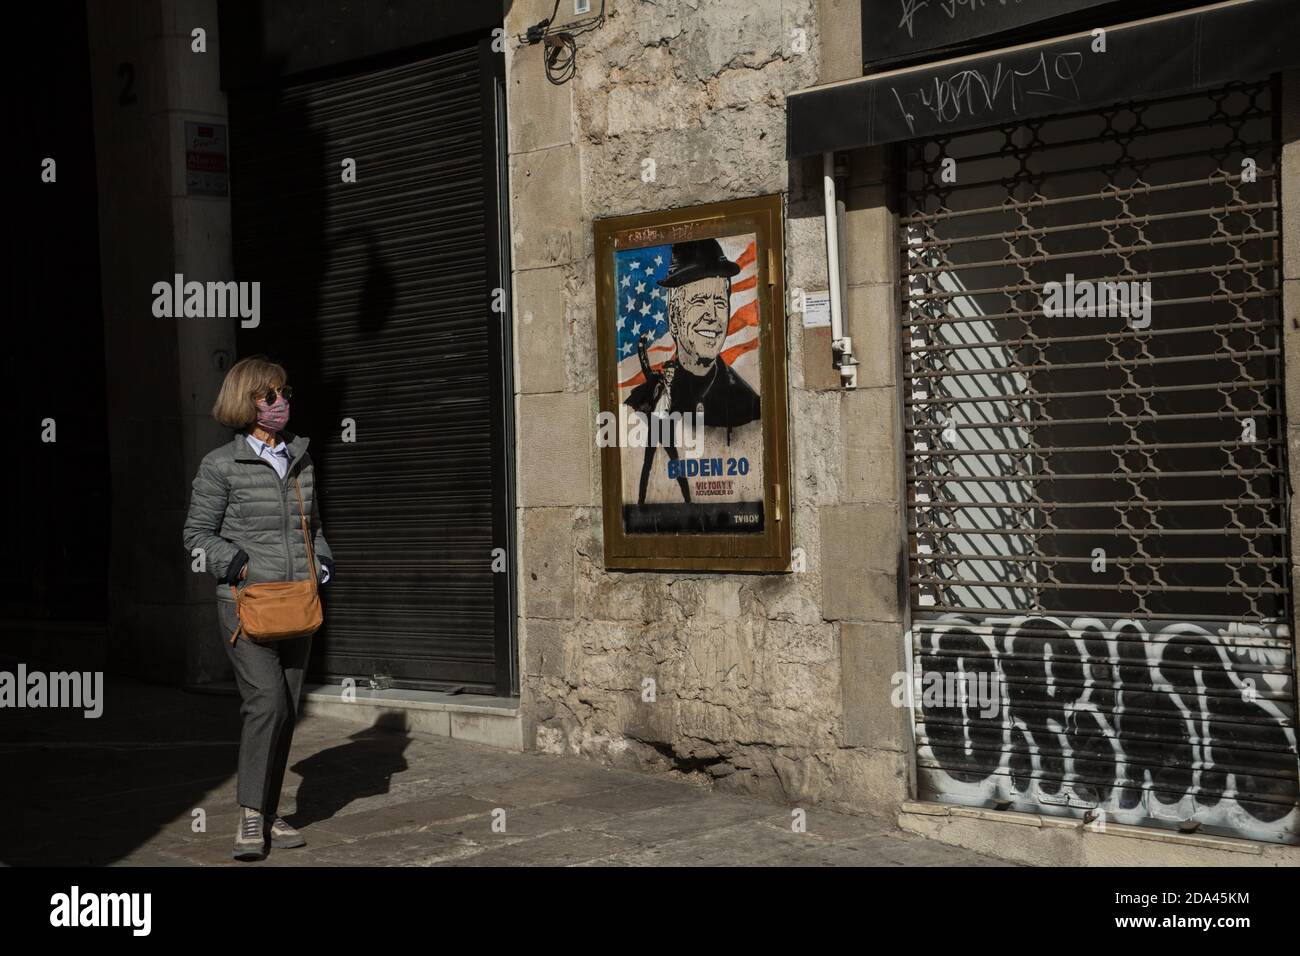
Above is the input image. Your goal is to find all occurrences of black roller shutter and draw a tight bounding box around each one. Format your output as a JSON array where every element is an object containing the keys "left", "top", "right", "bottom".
[
  {"left": 900, "top": 80, "right": 1299, "bottom": 843},
  {"left": 229, "top": 40, "right": 514, "bottom": 694}
]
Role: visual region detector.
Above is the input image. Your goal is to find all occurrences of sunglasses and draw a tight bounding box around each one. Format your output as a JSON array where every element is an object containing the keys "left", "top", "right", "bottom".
[{"left": 255, "top": 384, "right": 293, "bottom": 404}]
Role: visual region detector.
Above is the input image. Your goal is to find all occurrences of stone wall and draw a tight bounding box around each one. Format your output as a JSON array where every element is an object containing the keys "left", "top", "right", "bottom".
[
  {"left": 87, "top": 0, "right": 236, "bottom": 686},
  {"left": 504, "top": 0, "right": 911, "bottom": 816},
  {"left": 1283, "top": 71, "right": 1300, "bottom": 608}
]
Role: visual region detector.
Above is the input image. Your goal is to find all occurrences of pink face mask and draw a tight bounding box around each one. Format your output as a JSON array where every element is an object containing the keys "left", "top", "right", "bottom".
[{"left": 255, "top": 396, "right": 290, "bottom": 433}]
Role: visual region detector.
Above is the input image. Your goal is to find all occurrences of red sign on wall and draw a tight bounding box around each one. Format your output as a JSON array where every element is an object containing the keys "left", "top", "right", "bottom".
[{"left": 185, "top": 120, "right": 228, "bottom": 197}]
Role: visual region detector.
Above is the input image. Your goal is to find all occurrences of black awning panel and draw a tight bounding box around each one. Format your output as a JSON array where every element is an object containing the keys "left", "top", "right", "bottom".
[
  {"left": 790, "top": 0, "right": 1299, "bottom": 157},
  {"left": 864, "top": 0, "right": 1122, "bottom": 68}
]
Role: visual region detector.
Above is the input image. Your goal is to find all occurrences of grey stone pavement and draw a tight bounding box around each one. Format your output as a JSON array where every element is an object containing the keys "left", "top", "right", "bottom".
[{"left": 0, "top": 671, "right": 1005, "bottom": 867}]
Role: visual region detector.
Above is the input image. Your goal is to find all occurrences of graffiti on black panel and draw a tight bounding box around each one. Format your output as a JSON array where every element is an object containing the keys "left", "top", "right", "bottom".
[{"left": 912, "top": 613, "right": 1300, "bottom": 841}]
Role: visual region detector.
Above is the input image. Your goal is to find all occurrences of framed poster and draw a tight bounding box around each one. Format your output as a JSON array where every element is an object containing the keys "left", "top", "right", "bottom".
[{"left": 594, "top": 194, "right": 791, "bottom": 572}]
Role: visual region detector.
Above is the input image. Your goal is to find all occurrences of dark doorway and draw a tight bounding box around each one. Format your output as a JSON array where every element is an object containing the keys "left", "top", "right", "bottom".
[
  {"left": 228, "top": 36, "right": 515, "bottom": 694},
  {"left": 2, "top": 1, "right": 110, "bottom": 625}
]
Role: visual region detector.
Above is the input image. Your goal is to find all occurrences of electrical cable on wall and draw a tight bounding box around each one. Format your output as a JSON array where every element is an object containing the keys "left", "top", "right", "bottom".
[{"left": 518, "top": 0, "right": 607, "bottom": 85}]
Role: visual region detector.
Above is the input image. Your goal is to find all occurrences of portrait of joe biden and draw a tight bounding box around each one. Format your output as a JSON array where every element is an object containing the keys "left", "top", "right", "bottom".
[{"left": 624, "top": 236, "right": 761, "bottom": 432}]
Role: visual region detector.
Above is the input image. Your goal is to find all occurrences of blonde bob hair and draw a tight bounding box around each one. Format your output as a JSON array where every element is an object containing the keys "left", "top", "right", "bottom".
[{"left": 212, "top": 355, "right": 287, "bottom": 429}]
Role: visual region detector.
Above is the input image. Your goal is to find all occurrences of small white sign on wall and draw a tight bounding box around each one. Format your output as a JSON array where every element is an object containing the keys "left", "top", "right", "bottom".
[
  {"left": 185, "top": 121, "right": 228, "bottom": 197},
  {"left": 802, "top": 290, "right": 831, "bottom": 328}
]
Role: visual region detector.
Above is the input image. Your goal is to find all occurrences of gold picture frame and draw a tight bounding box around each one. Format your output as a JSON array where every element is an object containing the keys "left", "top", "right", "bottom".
[{"left": 594, "top": 194, "right": 791, "bottom": 572}]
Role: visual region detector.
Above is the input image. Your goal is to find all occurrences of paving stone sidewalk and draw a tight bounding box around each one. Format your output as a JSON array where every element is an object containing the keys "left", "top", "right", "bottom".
[{"left": 0, "top": 673, "right": 1006, "bottom": 867}]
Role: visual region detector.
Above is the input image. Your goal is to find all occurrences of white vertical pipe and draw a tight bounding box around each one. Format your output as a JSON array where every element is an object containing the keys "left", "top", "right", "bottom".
[{"left": 822, "top": 151, "right": 845, "bottom": 343}]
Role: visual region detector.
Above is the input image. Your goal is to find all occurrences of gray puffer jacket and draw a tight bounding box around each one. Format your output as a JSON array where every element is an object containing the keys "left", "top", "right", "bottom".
[{"left": 182, "top": 432, "right": 333, "bottom": 599}]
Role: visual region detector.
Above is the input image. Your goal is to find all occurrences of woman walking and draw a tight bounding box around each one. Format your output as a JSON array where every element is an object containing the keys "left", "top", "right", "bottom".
[{"left": 182, "top": 355, "right": 333, "bottom": 861}]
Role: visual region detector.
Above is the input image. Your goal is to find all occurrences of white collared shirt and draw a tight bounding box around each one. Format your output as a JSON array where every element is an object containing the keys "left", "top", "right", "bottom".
[{"left": 245, "top": 432, "right": 291, "bottom": 479}]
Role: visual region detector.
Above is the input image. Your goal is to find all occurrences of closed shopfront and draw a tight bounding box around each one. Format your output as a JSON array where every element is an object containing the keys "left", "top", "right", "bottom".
[
  {"left": 225, "top": 21, "right": 515, "bottom": 693},
  {"left": 788, "top": 0, "right": 1300, "bottom": 843},
  {"left": 901, "top": 80, "right": 1298, "bottom": 844}
]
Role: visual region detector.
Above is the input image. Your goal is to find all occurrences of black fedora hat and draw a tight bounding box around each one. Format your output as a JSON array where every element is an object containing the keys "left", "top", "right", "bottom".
[{"left": 657, "top": 238, "right": 741, "bottom": 288}]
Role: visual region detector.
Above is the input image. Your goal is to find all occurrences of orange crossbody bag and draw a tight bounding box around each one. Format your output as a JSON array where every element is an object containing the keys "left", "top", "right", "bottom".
[{"left": 228, "top": 476, "right": 324, "bottom": 645}]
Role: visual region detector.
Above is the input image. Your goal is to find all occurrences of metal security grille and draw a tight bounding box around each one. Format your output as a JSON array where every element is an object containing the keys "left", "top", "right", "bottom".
[
  {"left": 230, "top": 43, "right": 513, "bottom": 694},
  {"left": 899, "top": 81, "right": 1300, "bottom": 843}
]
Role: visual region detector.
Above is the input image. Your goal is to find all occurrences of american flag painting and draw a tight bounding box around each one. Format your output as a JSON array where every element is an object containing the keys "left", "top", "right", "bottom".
[
  {"left": 612, "top": 232, "right": 767, "bottom": 535},
  {"left": 615, "top": 235, "right": 761, "bottom": 394}
]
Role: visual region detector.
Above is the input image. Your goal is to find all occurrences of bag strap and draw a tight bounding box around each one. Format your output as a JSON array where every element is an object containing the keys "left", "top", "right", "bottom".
[
  {"left": 228, "top": 478, "right": 317, "bottom": 646},
  {"left": 229, "top": 584, "right": 242, "bottom": 645},
  {"left": 294, "top": 476, "right": 320, "bottom": 598}
]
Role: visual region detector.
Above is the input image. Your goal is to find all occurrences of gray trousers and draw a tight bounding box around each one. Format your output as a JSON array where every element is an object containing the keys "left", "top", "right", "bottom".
[{"left": 217, "top": 597, "right": 312, "bottom": 818}]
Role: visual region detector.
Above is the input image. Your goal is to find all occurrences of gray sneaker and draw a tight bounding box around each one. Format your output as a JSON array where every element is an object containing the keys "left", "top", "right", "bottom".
[
  {"left": 269, "top": 816, "right": 306, "bottom": 849},
  {"left": 232, "top": 806, "right": 266, "bottom": 861}
]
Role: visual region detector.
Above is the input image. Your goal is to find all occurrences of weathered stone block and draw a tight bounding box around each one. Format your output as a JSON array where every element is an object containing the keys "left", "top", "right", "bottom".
[
  {"left": 507, "top": 44, "right": 574, "bottom": 153},
  {"left": 1283, "top": 280, "right": 1300, "bottom": 424},
  {"left": 510, "top": 145, "right": 582, "bottom": 270},
  {"left": 517, "top": 392, "right": 592, "bottom": 506},
  {"left": 826, "top": 747, "right": 911, "bottom": 817},
  {"left": 841, "top": 386, "right": 900, "bottom": 504},
  {"left": 820, "top": 502, "right": 904, "bottom": 622},
  {"left": 450, "top": 710, "right": 526, "bottom": 750},
  {"left": 789, "top": 389, "right": 842, "bottom": 506},
  {"left": 843, "top": 188, "right": 895, "bottom": 286},
  {"left": 1283, "top": 71, "right": 1300, "bottom": 280},
  {"left": 839, "top": 622, "right": 909, "bottom": 752},
  {"left": 513, "top": 266, "right": 568, "bottom": 394},
  {"left": 802, "top": 326, "right": 838, "bottom": 390},
  {"left": 844, "top": 282, "right": 897, "bottom": 389},
  {"left": 817, "top": 0, "right": 862, "bottom": 84},
  {"left": 785, "top": 208, "right": 830, "bottom": 291},
  {"left": 522, "top": 617, "right": 567, "bottom": 679},
  {"left": 672, "top": 1, "right": 785, "bottom": 82},
  {"left": 520, "top": 507, "right": 575, "bottom": 619}
]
